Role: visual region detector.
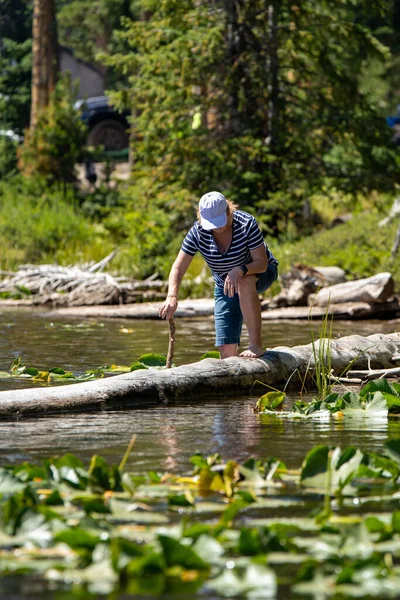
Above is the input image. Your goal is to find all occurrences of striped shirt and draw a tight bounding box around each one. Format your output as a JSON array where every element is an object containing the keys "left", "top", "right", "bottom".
[{"left": 181, "top": 210, "right": 278, "bottom": 287}]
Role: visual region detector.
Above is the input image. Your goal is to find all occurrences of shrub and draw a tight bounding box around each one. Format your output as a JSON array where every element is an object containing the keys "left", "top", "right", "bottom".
[
  {"left": 0, "top": 135, "right": 19, "bottom": 180},
  {"left": 18, "top": 74, "right": 87, "bottom": 184},
  {"left": 0, "top": 177, "right": 112, "bottom": 271},
  {"left": 276, "top": 207, "right": 400, "bottom": 286}
]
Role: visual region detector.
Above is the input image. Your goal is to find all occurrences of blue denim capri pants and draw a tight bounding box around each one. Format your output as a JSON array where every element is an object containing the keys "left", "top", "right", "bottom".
[{"left": 214, "top": 262, "right": 278, "bottom": 347}]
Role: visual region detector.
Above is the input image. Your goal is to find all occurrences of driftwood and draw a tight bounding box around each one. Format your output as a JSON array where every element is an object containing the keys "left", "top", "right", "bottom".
[
  {"left": 378, "top": 197, "right": 400, "bottom": 257},
  {"left": 308, "top": 272, "right": 395, "bottom": 307},
  {"left": 347, "top": 366, "right": 400, "bottom": 381},
  {"left": 0, "top": 333, "right": 399, "bottom": 418},
  {"left": 0, "top": 260, "right": 168, "bottom": 306},
  {"left": 262, "top": 299, "right": 400, "bottom": 320},
  {"left": 50, "top": 297, "right": 400, "bottom": 321},
  {"left": 53, "top": 298, "right": 216, "bottom": 319},
  {"left": 266, "top": 264, "right": 347, "bottom": 308}
]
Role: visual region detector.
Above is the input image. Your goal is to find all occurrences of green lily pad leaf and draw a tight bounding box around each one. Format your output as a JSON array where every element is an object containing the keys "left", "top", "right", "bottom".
[
  {"left": 382, "top": 393, "right": 400, "bottom": 413},
  {"left": 207, "top": 563, "right": 277, "bottom": 598},
  {"left": 301, "top": 446, "right": 364, "bottom": 492},
  {"left": 49, "top": 367, "right": 67, "bottom": 375},
  {"left": 300, "top": 445, "right": 329, "bottom": 482},
  {"left": 168, "top": 493, "right": 194, "bottom": 507},
  {"left": 54, "top": 528, "right": 101, "bottom": 551},
  {"left": 200, "top": 351, "right": 220, "bottom": 360},
  {"left": 360, "top": 378, "right": 399, "bottom": 398},
  {"left": 23, "top": 367, "right": 39, "bottom": 377},
  {"left": 385, "top": 439, "right": 400, "bottom": 465},
  {"left": 0, "top": 469, "right": 26, "bottom": 494},
  {"left": 341, "top": 392, "right": 388, "bottom": 417},
  {"left": 137, "top": 354, "right": 167, "bottom": 367},
  {"left": 192, "top": 535, "right": 224, "bottom": 562},
  {"left": 158, "top": 535, "right": 209, "bottom": 570},
  {"left": 16, "top": 511, "right": 53, "bottom": 547},
  {"left": 392, "top": 511, "right": 400, "bottom": 533},
  {"left": 364, "top": 516, "right": 387, "bottom": 533},
  {"left": 130, "top": 362, "right": 147, "bottom": 371},
  {"left": 108, "top": 498, "right": 169, "bottom": 524},
  {"left": 256, "top": 391, "right": 285, "bottom": 412}
]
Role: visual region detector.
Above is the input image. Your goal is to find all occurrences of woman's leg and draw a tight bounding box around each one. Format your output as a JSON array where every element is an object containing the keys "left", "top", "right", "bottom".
[
  {"left": 214, "top": 284, "right": 242, "bottom": 358},
  {"left": 238, "top": 263, "right": 278, "bottom": 358},
  {"left": 237, "top": 275, "right": 264, "bottom": 358}
]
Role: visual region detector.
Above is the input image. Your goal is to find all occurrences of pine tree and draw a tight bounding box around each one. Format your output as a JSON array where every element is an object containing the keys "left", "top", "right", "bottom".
[
  {"left": 106, "top": 0, "right": 398, "bottom": 237},
  {"left": 30, "top": 0, "right": 59, "bottom": 130}
]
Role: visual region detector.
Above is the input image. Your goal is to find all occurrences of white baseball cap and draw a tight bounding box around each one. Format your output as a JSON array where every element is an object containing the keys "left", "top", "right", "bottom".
[{"left": 199, "top": 191, "right": 228, "bottom": 230}]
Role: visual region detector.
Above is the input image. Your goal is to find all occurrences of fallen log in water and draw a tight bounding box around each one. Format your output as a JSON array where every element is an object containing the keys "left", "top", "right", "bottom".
[
  {"left": 50, "top": 298, "right": 400, "bottom": 321},
  {"left": 0, "top": 333, "right": 399, "bottom": 418}
]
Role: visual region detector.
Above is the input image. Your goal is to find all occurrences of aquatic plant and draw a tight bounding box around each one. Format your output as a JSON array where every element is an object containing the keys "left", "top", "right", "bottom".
[
  {"left": 0, "top": 354, "right": 169, "bottom": 385},
  {"left": 0, "top": 441, "right": 398, "bottom": 596},
  {"left": 256, "top": 378, "right": 400, "bottom": 419}
]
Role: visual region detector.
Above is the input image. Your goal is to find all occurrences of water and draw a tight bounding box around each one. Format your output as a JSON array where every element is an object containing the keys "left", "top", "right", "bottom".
[
  {"left": 0, "top": 306, "right": 399, "bottom": 472},
  {"left": 1, "top": 307, "right": 400, "bottom": 599}
]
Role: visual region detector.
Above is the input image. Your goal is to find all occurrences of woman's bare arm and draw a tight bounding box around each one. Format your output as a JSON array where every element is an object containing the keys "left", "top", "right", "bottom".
[{"left": 158, "top": 251, "right": 194, "bottom": 319}]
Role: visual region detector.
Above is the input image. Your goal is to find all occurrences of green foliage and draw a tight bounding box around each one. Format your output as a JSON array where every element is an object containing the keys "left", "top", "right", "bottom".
[
  {"left": 104, "top": 181, "right": 196, "bottom": 278},
  {"left": 130, "top": 353, "right": 167, "bottom": 370},
  {"left": 255, "top": 391, "right": 286, "bottom": 412},
  {"left": 0, "top": 177, "right": 110, "bottom": 271},
  {"left": 0, "top": 442, "right": 398, "bottom": 595},
  {"left": 103, "top": 0, "right": 399, "bottom": 246},
  {"left": 258, "top": 377, "right": 400, "bottom": 418},
  {"left": 200, "top": 351, "right": 221, "bottom": 360},
  {"left": 57, "top": 0, "right": 139, "bottom": 78},
  {"left": 0, "top": 0, "right": 32, "bottom": 134},
  {"left": 276, "top": 206, "right": 400, "bottom": 282},
  {"left": 0, "top": 135, "right": 19, "bottom": 180},
  {"left": 18, "top": 74, "right": 88, "bottom": 184}
]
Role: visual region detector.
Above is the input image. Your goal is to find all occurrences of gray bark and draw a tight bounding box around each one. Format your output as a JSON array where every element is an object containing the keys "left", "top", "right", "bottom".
[
  {"left": 30, "top": 0, "right": 59, "bottom": 129},
  {"left": 308, "top": 273, "right": 395, "bottom": 307},
  {"left": 0, "top": 333, "right": 399, "bottom": 418}
]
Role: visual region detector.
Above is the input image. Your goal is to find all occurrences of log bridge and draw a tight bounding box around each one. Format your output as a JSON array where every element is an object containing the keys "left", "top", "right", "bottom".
[{"left": 0, "top": 333, "right": 399, "bottom": 418}]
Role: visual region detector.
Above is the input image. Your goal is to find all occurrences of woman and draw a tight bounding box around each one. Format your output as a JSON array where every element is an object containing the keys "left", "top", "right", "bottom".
[{"left": 158, "top": 191, "right": 278, "bottom": 358}]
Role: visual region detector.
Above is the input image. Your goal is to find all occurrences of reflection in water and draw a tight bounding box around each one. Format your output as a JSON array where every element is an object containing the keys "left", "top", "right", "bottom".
[
  {"left": 0, "top": 398, "right": 398, "bottom": 474},
  {"left": 0, "top": 307, "right": 399, "bottom": 473}
]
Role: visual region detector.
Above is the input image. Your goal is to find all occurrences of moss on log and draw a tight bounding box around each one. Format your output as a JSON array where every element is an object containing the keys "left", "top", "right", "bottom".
[{"left": 0, "top": 333, "right": 399, "bottom": 418}]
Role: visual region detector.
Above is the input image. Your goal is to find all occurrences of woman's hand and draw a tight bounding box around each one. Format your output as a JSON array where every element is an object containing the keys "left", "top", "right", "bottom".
[
  {"left": 158, "top": 296, "right": 178, "bottom": 319},
  {"left": 224, "top": 266, "right": 243, "bottom": 297}
]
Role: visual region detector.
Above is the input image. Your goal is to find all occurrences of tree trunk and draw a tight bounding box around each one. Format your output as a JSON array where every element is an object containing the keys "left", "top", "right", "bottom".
[
  {"left": 223, "top": 0, "right": 242, "bottom": 135},
  {"left": 30, "top": 0, "right": 59, "bottom": 130},
  {"left": 267, "top": 1, "right": 279, "bottom": 151}
]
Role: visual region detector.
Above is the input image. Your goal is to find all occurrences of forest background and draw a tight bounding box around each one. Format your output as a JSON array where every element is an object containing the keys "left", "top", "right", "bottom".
[{"left": 1, "top": 0, "right": 400, "bottom": 293}]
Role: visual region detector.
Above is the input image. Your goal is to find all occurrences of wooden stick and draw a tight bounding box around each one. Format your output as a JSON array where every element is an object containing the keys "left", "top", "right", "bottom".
[
  {"left": 166, "top": 318, "right": 176, "bottom": 368},
  {"left": 329, "top": 376, "right": 362, "bottom": 385},
  {"left": 347, "top": 366, "right": 400, "bottom": 380}
]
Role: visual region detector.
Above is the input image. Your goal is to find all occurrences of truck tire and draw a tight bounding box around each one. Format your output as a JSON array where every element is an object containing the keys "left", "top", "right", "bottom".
[{"left": 87, "top": 119, "right": 129, "bottom": 151}]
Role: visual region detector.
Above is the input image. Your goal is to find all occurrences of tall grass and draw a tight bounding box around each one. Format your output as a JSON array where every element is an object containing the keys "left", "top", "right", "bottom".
[
  {"left": 308, "top": 296, "right": 334, "bottom": 400},
  {"left": 0, "top": 178, "right": 113, "bottom": 270}
]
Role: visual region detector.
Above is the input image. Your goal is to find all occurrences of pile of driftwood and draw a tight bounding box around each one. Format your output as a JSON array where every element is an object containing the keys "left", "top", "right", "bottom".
[
  {"left": 262, "top": 264, "right": 400, "bottom": 320},
  {"left": 0, "top": 254, "right": 167, "bottom": 307}
]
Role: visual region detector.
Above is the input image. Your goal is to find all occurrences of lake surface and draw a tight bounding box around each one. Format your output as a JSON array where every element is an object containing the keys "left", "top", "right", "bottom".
[
  {"left": 0, "top": 307, "right": 399, "bottom": 474},
  {"left": 1, "top": 307, "right": 400, "bottom": 599}
]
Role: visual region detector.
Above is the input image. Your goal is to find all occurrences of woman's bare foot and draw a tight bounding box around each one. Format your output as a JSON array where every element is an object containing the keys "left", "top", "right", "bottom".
[{"left": 240, "top": 346, "right": 265, "bottom": 358}]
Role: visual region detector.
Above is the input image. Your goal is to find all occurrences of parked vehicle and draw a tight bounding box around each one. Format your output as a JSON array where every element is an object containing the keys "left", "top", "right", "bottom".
[
  {"left": 74, "top": 96, "right": 129, "bottom": 152},
  {"left": 386, "top": 107, "right": 400, "bottom": 147}
]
